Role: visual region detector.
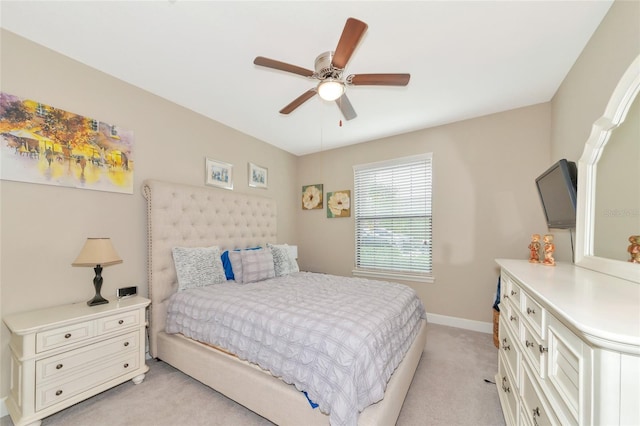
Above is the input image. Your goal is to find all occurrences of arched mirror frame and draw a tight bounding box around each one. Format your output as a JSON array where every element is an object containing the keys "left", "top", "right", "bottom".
[{"left": 575, "top": 54, "right": 640, "bottom": 284}]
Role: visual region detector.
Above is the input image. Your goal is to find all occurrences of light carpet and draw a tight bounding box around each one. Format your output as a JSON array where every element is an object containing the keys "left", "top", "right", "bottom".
[{"left": 1, "top": 323, "right": 505, "bottom": 426}]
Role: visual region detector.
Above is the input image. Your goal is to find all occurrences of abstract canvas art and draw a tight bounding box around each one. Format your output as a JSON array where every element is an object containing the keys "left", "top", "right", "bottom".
[
  {"left": 0, "top": 92, "right": 134, "bottom": 194},
  {"left": 302, "top": 184, "right": 323, "bottom": 210},
  {"left": 327, "top": 190, "right": 351, "bottom": 218}
]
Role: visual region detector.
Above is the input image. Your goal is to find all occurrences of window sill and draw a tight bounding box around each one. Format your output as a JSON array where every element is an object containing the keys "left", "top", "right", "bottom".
[{"left": 352, "top": 269, "right": 434, "bottom": 284}]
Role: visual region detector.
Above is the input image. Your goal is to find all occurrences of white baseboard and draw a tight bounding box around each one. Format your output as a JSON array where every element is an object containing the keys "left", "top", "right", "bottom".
[
  {"left": 1, "top": 396, "right": 8, "bottom": 420},
  {"left": 426, "top": 312, "right": 493, "bottom": 334}
]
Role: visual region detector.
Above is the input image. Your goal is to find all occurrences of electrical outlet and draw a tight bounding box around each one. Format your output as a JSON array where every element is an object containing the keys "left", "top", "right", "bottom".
[{"left": 117, "top": 286, "right": 137, "bottom": 299}]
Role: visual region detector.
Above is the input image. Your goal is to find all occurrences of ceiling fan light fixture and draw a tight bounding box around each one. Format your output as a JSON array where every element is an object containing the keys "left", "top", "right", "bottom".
[{"left": 317, "top": 79, "right": 345, "bottom": 101}]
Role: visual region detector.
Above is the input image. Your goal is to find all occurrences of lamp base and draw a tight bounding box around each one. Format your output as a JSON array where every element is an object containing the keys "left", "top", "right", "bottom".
[
  {"left": 87, "top": 264, "right": 109, "bottom": 307},
  {"left": 87, "top": 295, "right": 109, "bottom": 306}
]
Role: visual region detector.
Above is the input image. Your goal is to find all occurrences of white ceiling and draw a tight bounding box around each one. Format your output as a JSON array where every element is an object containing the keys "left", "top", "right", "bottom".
[{"left": 0, "top": 1, "right": 613, "bottom": 156}]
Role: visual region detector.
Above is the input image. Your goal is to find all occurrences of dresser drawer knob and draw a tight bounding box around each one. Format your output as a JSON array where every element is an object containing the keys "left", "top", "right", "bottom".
[
  {"left": 56, "top": 364, "right": 63, "bottom": 370},
  {"left": 501, "top": 376, "right": 510, "bottom": 393},
  {"left": 124, "top": 341, "right": 130, "bottom": 347},
  {"left": 510, "top": 315, "right": 517, "bottom": 322},
  {"left": 501, "top": 338, "right": 511, "bottom": 351},
  {"left": 526, "top": 307, "right": 536, "bottom": 315},
  {"left": 55, "top": 390, "right": 63, "bottom": 396},
  {"left": 539, "top": 344, "right": 548, "bottom": 353},
  {"left": 533, "top": 406, "right": 541, "bottom": 417},
  {"left": 510, "top": 290, "right": 517, "bottom": 296},
  {"left": 124, "top": 363, "right": 129, "bottom": 369},
  {"left": 118, "top": 319, "right": 124, "bottom": 325},
  {"left": 64, "top": 333, "right": 72, "bottom": 339},
  {"left": 526, "top": 340, "right": 535, "bottom": 348}
]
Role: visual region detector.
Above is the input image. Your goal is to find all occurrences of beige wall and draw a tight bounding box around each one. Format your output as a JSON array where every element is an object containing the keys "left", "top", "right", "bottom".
[
  {"left": 296, "top": 104, "right": 552, "bottom": 321},
  {"left": 0, "top": 30, "right": 298, "bottom": 399}
]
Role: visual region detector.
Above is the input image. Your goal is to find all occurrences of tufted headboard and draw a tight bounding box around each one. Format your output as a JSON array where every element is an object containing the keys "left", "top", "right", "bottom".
[{"left": 142, "top": 179, "right": 277, "bottom": 357}]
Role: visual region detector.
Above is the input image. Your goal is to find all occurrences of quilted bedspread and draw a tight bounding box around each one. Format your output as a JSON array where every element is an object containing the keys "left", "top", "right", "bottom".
[{"left": 165, "top": 272, "right": 426, "bottom": 426}]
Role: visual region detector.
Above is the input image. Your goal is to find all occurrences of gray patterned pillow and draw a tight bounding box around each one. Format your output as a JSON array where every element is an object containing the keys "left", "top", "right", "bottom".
[
  {"left": 172, "top": 246, "right": 226, "bottom": 291},
  {"left": 268, "top": 243, "right": 300, "bottom": 276},
  {"left": 241, "top": 248, "right": 275, "bottom": 284}
]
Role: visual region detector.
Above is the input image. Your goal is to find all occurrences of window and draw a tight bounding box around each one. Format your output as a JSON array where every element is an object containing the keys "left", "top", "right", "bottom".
[{"left": 353, "top": 153, "right": 432, "bottom": 282}]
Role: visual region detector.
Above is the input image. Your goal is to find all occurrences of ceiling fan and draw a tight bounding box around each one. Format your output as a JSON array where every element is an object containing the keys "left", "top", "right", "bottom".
[{"left": 253, "top": 17, "right": 410, "bottom": 121}]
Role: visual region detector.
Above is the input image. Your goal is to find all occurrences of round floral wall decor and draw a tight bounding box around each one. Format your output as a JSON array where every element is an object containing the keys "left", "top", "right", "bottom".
[
  {"left": 302, "top": 184, "right": 323, "bottom": 210},
  {"left": 327, "top": 190, "right": 351, "bottom": 218}
]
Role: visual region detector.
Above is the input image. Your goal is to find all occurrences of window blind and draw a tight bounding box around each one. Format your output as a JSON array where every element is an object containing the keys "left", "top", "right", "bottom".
[{"left": 353, "top": 153, "right": 432, "bottom": 276}]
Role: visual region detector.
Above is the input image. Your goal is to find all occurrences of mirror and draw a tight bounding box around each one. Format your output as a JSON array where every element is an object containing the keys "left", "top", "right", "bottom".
[{"left": 575, "top": 54, "right": 640, "bottom": 283}]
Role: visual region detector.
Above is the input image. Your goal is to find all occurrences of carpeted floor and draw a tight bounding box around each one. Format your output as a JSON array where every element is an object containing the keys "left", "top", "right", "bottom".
[{"left": 1, "top": 323, "right": 505, "bottom": 426}]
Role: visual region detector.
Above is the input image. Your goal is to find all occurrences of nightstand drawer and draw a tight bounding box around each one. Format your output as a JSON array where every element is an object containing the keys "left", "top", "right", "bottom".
[
  {"left": 97, "top": 309, "right": 140, "bottom": 334},
  {"left": 36, "top": 351, "right": 140, "bottom": 410},
  {"left": 36, "top": 331, "right": 139, "bottom": 382},
  {"left": 36, "top": 320, "right": 95, "bottom": 353}
]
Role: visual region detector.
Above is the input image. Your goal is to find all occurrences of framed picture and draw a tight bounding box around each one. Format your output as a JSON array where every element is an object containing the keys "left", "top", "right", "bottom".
[
  {"left": 327, "top": 190, "right": 351, "bottom": 218},
  {"left": 205, "top": 158, "right": 233, "bottom": 190},
  {"left": 302, "top": 184, "right": 323, "bottom": 210},
  {"left": 248, "top": 162, "right": 268, "bottom": 189}
]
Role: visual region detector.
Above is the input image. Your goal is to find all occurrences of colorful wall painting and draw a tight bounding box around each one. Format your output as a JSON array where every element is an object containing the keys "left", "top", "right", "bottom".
[{"left": 0, "top": 92, "right": 134, "bottom": 194}]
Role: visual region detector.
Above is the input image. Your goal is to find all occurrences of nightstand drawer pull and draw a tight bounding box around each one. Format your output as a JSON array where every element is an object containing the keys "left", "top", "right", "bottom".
[
  {"left": 64, "top": 333, "right": 71, "bottom": 339},
  {"left": 55, "top": 390, "right": 63, "bottom": 396},
  {"left": 56, "top": 364, "right": 63, "bottom": 370}
]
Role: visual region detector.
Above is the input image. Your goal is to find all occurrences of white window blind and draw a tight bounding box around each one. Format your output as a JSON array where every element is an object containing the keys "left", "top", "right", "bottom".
[{"left": 353, "top": 153, "right": 432, "bottom": 277}]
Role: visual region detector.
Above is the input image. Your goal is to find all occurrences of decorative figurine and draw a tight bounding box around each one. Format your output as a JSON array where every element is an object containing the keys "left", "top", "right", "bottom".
[
  {"left": 528, "top": 234, "right": 541, "bottom": 263},
  {"left": 628, "top": 235, "right": 640, "bottom": 263},
  {"left": 542, "top": 234, "right": 555, "bottom": 266}
]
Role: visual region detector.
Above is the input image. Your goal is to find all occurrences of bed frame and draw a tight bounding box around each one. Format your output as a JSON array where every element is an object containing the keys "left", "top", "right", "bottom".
[{"left": 143, "top": 179, "right": 427, "bottom": 425}]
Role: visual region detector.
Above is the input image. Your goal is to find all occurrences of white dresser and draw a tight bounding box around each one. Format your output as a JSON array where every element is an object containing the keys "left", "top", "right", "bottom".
[
  {"left": 495, "top": 259, "right": 640, "bottom": 426},
  {"left": 3, "top": 296, "right": 150, "bottom": 426}
]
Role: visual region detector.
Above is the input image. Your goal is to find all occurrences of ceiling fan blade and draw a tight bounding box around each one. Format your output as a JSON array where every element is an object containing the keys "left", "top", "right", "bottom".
[
  {"left": 332, "top": 18, "right": 368, "bottom": 70},
  {"left": 254, "top": 56, "right": 314, "bottom": 78},
  {"left": 279, "top": 89, "right": 317, "bottom": 115},
  {"left": 335, "top": 94, "right": 357, "bottom": 121},
  {"left": 347, "top": 73, "right": 411, "bottom": 86}
]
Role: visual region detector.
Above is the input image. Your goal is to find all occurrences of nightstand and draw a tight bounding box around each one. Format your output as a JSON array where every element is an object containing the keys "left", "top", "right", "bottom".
[{"left": 3, "top": 296, "right": 150, "bottom": 426}]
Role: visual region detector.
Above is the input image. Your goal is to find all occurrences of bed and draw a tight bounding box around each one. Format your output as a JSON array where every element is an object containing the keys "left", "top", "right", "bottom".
[{"left": 143, "top": 179, "right": 428, "bottom": 426}]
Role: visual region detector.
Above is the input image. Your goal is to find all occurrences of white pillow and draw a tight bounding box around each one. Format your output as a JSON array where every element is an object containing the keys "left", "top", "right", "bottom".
[
  {"left": 268, "top": 243, "right": 300, "bottom": 276},
  {"left": 241, "top": 248, "right": 275, "bottom": 284},
  {"left": 228, "top": 250, "right": 244, "bottom": 283},
  {"left": 172, "top": 246, "right": 226, "bottom": 291}
]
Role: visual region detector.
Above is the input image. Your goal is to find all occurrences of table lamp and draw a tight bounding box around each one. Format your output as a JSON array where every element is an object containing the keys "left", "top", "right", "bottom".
[{"left": 72, "top": 238, "right": 123, "bottom": 306}]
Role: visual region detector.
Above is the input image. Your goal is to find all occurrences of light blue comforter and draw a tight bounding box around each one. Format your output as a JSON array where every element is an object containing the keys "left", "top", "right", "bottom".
[{"left": 166, "top": 272, "right": 426, "bottom": 426}]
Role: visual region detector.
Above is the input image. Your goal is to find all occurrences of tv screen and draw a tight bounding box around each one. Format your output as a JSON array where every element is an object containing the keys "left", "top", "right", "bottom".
[{"left": 535, "top": 159, "right": 577, "bottom": 229}]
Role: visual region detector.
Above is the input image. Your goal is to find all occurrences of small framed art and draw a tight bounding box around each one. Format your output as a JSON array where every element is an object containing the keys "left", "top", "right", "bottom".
[
  {"left": 205, "top": 158, "right": 233, "bottom": 190},
  {"left": 302, "top": 184, "right": 323, "bottom": 210},
  {"left": 248, "top": 162, "right": 268, "bottom": 189},
  {"left": 327, "top": 190, "right": 351, "bottom": 218}
]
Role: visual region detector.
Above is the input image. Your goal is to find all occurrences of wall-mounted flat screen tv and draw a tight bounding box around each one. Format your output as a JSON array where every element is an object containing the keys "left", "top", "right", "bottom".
[{"left": 535, "top": 159, "right": 578, "bottom": 229}]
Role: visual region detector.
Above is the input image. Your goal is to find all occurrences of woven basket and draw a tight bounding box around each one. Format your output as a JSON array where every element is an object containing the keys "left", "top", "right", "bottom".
[{"left": 492, "top": 309, "right": 500, "bottom": 348}]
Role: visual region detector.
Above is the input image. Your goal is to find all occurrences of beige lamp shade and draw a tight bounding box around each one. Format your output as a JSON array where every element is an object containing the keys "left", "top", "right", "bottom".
[{"left": 72, "top": 238, "right": 123, "bottom": 267}]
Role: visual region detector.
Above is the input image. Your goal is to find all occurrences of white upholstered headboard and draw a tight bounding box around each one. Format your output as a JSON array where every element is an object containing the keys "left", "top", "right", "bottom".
[{"left": 142, "top": 179, "right": 277, "bottom": 357}]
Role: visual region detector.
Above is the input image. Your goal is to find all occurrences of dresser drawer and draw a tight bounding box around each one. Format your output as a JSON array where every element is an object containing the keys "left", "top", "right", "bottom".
[
  {"left": 521, "top": 364, "right": 559, "bottom": 426},
  {"left": 503, "top": 299, "right": 521, "bottom": 338},
  {"left": 97, "top": 309, "right": 140, "bottom": 335},
  {"left": 498, "top": 352, "right": 519, "bottom": 426},
  {"left": 36, "top": 331, "right": 139, "bottom": 382},
  {"left": 522, "top": 322, "right": 547, "bottom": 378},
  {"left": 36, "top": 351, "right": 139, "bottom": 410},
  {"left": 522, "top": 290, "right": 545, "bottom": 338},
  {"left": 501, "top": 273, "right": 522, "bottom": 307},
  {"left": 36, "top": 320, "right": 95, "bottom": 353},
  {"left": 499, "top": 319, "right": 520, "bottom": 383}
]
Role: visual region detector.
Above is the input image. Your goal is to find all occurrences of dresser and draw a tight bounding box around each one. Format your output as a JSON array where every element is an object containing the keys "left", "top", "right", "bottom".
[
  {"left": 495, "top": 259, "right": 640, "bottom": 426},
  {"left": 3, "top": 296, "right": 150, "bottom": 426}
]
